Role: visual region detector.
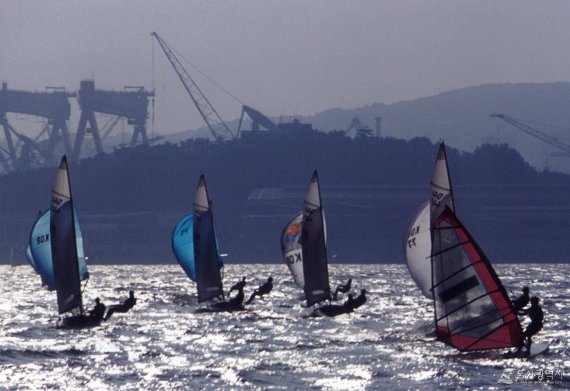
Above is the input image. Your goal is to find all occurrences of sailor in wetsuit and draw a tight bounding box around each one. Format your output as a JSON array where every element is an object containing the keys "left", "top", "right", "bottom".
[
  {"left": 104, "top": 290, "right": 137, "bottom": 320},
  {"left": 88, "top": 297, "right": 106, "bottom": 322},
  {"left": 245, "top": 277, "right": 273, "bottom": 304},
  {"left": 229, "top": 277, "right": 246, "bottom": 296},
  {"left": 519, "top": 296, "right": 544, "bottom": 352},
  {"left": 346, "top": 289, "right": 367, "bottom": 310},
  {"left": 228, "top": 285, "right": 245, "bottom": 309}
]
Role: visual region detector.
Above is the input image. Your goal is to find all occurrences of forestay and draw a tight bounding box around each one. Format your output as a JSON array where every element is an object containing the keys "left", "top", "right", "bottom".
[
  {"left": 431, "top": 207, "right": 522, "bottom": 351},
  {"left": 301, "top": 171, "right": 331, "bottom": 307}
]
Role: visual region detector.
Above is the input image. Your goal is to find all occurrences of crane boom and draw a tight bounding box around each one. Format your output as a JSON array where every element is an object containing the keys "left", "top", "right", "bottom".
[
  {"left": 490, "top": 113, "right": 570, "bottom": 157},
  {"left": 151, "top": 32, "right": 235, "bottom": 141}
]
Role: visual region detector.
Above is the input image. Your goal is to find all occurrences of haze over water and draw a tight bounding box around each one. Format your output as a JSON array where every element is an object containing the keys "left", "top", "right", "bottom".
[{"left": 0, "top": 263, "right": 567, "bottom": 389}]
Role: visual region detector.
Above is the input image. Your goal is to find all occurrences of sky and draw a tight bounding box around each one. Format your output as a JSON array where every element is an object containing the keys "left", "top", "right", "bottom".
[{"left": 2, "top": 1, "right": 570, "bottom": 137}]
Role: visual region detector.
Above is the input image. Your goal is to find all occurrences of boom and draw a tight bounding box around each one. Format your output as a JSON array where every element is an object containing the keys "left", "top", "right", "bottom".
[{"left": 151, "top": 32, "right": 235, "bottom": 141}]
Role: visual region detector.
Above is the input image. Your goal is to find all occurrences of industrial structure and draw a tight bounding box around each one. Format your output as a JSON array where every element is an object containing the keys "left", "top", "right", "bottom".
[
  {"left": 0, "top": 81, "right": 154, "bottom": 172},
  {"left": 0, "top": 83, "right": 74, "bottom": 171},
  {"left": 73, "top": 80, "right": 154, "bottom": 162},
  {"left": 151, "top": 32, "right": 236, "bottom": 142},
  {"left": 490, "top": 114, "right": 570, "bottom": 157}
]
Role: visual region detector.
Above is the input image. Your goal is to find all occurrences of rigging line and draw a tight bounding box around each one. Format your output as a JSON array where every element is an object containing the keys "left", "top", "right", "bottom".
[{"left": 170, "top": 45, "right": 246, "bottom": 107}]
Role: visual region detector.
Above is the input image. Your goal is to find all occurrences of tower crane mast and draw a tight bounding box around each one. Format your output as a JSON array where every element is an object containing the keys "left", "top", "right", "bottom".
[
  {"left": 490, "top": 113, "right": 570, "bottom": 157},
  {"left": 151, "top": 32, "right": 235, "bottom": 141}
]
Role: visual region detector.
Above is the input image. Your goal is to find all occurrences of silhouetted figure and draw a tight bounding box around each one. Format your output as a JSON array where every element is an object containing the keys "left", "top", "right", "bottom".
[
  {"left": 512, "top": 286, "right": 530, "bottom": 314},
  {"left": 228, "top": 286, "right": 245, "bottom": 310},
  {"left": 518, "top": 296, "right": 544, "bottom": 352},
  {"left": 104, "top": 290, "right": 137, "bottom": 320},
  {"left": 332, "top": 278, "right": 352, "bottom": 300},
  {"left": 245, "top": 277, "right": 273, "bottom": 304},
  {"left": 229, "top": 277, "right": 246, "bottom": 295},
  {"left": 88, "top": 297, "right": 106, "bottom": 322},
  {"left": 346, "top": 289, "right": 367, "bottom": 310}
]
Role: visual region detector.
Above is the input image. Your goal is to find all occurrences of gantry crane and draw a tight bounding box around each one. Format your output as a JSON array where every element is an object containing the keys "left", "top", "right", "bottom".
[
  {"left": 151, "top": 32, "right": 235, "bottom": 142},
  {"left": 490, "top": 114, "right": 570, "bottom": 157}
]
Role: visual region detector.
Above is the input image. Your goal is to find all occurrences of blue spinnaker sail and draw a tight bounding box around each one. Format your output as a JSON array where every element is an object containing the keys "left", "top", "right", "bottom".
[
  {"left": 29, "top": 208, "right": 88, "bottom": 290},
  {"left": 171, "top": 213, "right": 224, "bottom": 283},
  {"left": 172, "top": 214, "right": 197, "bottom": 281}
]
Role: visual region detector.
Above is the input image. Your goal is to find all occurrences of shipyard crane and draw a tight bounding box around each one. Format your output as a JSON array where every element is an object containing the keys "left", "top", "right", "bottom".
[
  {"left": 490, "top": 114, "right": 570, "bottom": 157},
  {"left": 151, "top": 32, "right": 235, "bottom": 142}
]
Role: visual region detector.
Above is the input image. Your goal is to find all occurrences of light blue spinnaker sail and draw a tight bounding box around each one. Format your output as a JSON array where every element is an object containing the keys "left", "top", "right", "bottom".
[
  {"left": 172, "top": 214, "right": 197, "bottom": 281},
  {"left": 172, "top": 213, "right": 224, "bottom": 283},
  {"left": 28, "top": 209, "right": 88, "bottom": 290},
  {"left": 171, "top": 174, "right": 224, "bottom": 302}
]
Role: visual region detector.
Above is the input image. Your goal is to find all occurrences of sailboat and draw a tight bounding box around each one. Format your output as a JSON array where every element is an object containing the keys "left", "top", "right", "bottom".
[
  {"left": 280, "top": 211, "right": 304, "bottom": 289},
  {"left": 301, "top": 171, "right": 331, "bottom": 307},
  {"left": 27, "top": 208, "right": 89, "bottom": 290},
  {"left": 50, "top": 156, "right": 97, "bottom": 328},
  {"left": 431, "top": 206, "right": 522, "bottom": 352},
  {"left": 404, "top": 142, "right": 455, "bottom": 299},
  {"left": 172, "top": 174, "right": 237, "bottom": 311}
]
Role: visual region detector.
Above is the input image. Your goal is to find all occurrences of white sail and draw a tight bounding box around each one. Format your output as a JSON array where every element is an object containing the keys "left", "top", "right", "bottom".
[
  {"left": 281, "top": 212, "right": 304, "bottom": 289},
  {"left": 403, "top": 201, "right": 432, "bottom": 298},
  {"left": 405, "top": 143, "right": 455, "bottom": 298},
  {"left": 430, "top": 143, "right": 454, "bottom": 217}
]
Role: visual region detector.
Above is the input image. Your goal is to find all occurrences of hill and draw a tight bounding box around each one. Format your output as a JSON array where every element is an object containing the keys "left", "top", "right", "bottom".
[
  {"left": 1, "top": 132, "right": 569, "bottom": 264},
  {"left": 170, "top": 82, "right": 570, "bottom": 173}
]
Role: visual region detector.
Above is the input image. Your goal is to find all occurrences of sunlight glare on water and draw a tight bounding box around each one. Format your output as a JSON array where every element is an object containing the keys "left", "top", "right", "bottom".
[{"left": 0, "top": 264, "right": 567, "bottom": 389}]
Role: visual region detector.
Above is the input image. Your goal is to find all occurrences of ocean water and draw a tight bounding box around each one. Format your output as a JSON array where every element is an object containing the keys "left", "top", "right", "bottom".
[{"left": 0, "top": 263, "right": 568, "bottom": 390}]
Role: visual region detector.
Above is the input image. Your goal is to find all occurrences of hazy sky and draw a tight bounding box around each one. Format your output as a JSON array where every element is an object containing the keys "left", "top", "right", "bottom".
[{"left": 3, "top": 1, "right": 570, "bottom": 136}]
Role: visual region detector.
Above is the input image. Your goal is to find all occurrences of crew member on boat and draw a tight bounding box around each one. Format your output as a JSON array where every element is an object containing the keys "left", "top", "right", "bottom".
[
  {"left": 332, "top": 278, "right": 352, "bottom": 300},
  {"left": 104, "top": 290, "right": 137, "bottom": 320},
  {"left": 245, "top": 277, "right": 273, "bottom": 304},
  {"left": 518, "top": 296, "right": 544, "bottom": 352}
]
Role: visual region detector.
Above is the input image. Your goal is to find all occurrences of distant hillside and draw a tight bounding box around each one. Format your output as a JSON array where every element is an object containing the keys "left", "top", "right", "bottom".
[{"left": 171, "top": 82, "right": 570, "bottom": 173}]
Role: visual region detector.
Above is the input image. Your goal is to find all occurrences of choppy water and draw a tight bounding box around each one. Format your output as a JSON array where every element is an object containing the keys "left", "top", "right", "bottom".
[{"left": 0, "top": 263, "right": 568, "bottom": 390}]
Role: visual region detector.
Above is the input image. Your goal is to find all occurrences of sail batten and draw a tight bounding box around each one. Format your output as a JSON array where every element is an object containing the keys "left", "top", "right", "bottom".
[{"left": 431, "top": 207, "right": 521, "bottom": 351}]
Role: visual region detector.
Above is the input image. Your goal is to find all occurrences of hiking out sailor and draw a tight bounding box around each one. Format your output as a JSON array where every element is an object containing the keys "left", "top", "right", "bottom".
[
  {"left": 229, "top": 277, "right": 246, "bottom": 295},
  {"left": 104, "top": 290, "right": 137, "bottom": 320},
  {"left": 346, "top": 289, "right": 367, "bottom": 310},
  {"left": 245, "top": 276, "right": 273, "bottom": 304}
]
